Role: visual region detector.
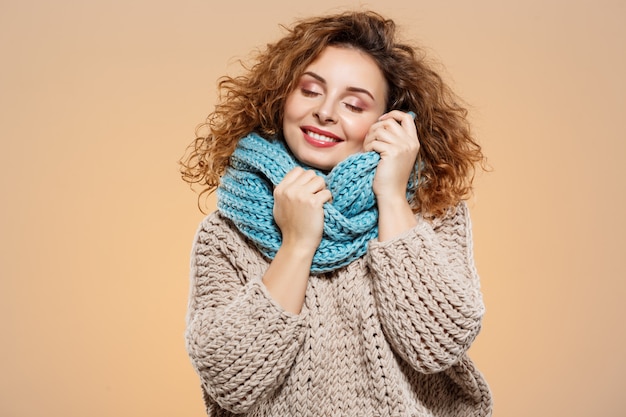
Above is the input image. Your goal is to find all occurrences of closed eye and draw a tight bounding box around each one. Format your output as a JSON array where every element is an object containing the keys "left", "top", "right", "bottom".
[
  {"left": 345, "top": 103, "right": 363, "bottom": 113},
  {"left": 301, "top": 89, "right": 320, "bottom": 97}
]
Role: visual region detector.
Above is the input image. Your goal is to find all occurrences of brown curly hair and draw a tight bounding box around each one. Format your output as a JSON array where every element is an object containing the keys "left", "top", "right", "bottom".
[{"left": 180, "top": 10, "right": 485, "bottom": 217}]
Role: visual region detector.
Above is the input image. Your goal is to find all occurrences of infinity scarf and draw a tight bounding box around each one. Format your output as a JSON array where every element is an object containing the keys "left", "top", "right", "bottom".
[{"left": 217, "top": 132, "right": 408, "bottom": 273}]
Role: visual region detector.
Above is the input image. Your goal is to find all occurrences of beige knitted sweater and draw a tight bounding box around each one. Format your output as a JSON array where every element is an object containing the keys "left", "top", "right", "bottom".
[{"left": 185, "top": 201, "right": 492, "bottom": 416}]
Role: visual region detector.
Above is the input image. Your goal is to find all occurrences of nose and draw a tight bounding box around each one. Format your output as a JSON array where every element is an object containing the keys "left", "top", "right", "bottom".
[{"left": 313, "top": 100, "right": 337, "bottom": 124}]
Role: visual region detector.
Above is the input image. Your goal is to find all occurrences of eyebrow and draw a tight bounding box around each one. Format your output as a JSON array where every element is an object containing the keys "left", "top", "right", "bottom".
[{"left": 302, "top": 71, "right": 376, "bottom": 101}]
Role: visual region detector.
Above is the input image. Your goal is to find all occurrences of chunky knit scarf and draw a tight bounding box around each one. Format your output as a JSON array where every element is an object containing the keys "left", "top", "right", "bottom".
[{"left": 217, "top": 132, "right": 410, "bottom": 274}]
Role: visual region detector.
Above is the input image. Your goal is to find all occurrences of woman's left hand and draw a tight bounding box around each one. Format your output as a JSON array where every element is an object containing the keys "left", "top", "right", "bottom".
[{"left": 363, "top": 110, "right": 420, "bottom": 200}]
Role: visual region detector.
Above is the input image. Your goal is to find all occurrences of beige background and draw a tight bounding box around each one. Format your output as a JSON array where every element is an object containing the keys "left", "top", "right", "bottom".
[{"left": 1, "top": 0, "right": 624, "bottom": 416}]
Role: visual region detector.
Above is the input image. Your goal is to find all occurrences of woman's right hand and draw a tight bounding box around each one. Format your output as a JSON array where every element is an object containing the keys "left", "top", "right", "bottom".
[{"left": 273, "top": 167, "right": 332, "bottom": 256}]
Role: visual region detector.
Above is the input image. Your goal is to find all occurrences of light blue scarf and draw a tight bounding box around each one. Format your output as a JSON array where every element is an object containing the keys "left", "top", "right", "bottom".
[{"left": 217, "top": 132, "right": 406, "bottom": 273}]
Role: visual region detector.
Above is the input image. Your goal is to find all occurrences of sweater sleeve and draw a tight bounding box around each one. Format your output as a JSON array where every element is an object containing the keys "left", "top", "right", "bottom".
[
  {"left": 366, "top": 201, "right": 485, "bottom": 374},
  {"left": 185, "top": 214, "right": 307, "bottom": 414}
]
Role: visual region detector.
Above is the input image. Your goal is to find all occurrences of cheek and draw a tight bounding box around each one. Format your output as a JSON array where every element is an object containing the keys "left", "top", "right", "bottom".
[
  {"left": 342, "top": 116, "right": 377, "bottom": 141},
  {"left": 284, "top": 94, "right": 309, "bottom": 120},
  {"left": 283, "top": 99, "right": 294, "bottom": 120},
  {"left": 283, "top": 95, "right": 298, "bottom": 123}
]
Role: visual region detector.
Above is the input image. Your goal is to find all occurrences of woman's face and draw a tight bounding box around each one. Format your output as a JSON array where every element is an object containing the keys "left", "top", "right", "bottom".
[{"left": 282, "top": 46, "right": 388, "bottom": 171}]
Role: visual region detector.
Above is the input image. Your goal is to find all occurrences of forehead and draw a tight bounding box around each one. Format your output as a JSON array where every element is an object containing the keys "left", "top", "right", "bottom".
[{"left": 302, "top": 46, "right": 388, "bottom": 95}]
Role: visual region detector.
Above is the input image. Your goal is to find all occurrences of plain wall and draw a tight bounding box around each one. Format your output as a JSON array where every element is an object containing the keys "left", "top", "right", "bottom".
[{"left": 1, "top": 0, "right": 624, "bottom": 416}]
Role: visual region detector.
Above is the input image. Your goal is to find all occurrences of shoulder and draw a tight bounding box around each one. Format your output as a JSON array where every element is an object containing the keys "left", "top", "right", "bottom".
[
  {"left": 198, "top": 210, "right": 233, "bottom": 231},
  {"left": 194, "top": 211, "right": 250, "bottom": 251},
  {"left": 428, "top": 200, "right": 472, "bottom": 234},
  {"left": 192, "top": 211, "right": 270, "bottom": 274},
  {"left": 194, "top": 211, "right": 235, "bottom": 244}
]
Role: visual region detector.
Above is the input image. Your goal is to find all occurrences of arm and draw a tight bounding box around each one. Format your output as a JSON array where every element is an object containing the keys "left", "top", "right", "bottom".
[
  {"left": 366, "top": 201, "right": 485, "bottom": 374},
  {"left": 363, "top": 109, "right": 420, "bottom": 241},
  {"left": 262, "top": 167, "right": 332, "bottom": 314},
  {"left": 185, "top": 215, "right": 307, "bottom": 414}
]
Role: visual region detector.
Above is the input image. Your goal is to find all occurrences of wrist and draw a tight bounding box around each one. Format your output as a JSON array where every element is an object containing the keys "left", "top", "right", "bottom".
[
  {"left": 376, "top": 196, "right": 417, "bottom": 241},
  {"left": 376, "top": 192, "right": 410, "bottom": 211},
  {"left": 278, "top": 239, "right": 318, "bottom": 262}
]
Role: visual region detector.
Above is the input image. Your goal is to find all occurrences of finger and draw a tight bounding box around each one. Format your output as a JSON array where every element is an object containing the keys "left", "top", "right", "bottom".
[
  {"left": 362, "top": 123, "right": 404, "bottom": 155},
  {"left": 280, "top": 167, "right": 321, "bottom": 189},
  {"left": 370, "top": 121, "right": 404, "bottom": 144},
  {"left": 279, "top": 166, "right": 306, "bottom": 186},
  {"left": 363, "top": 121, "right": 392, "bottom": 150},
  {"left": 277, "top": 168, "right": 328, "bottom": 199},
  {"left": 313, "top": 188, "right": 333, "bottom": 205},
  {"left": 378, "top": 110, "right": 417, "bottom": 126},
  {"left": 379, "top": 111, "right": 418, "bottom": 138},
  {"left": 362, "top": 131, "right": 376, "bottom": 152},
  {"left": 300, "top": 173, "right": 327, "bottom": 194}
]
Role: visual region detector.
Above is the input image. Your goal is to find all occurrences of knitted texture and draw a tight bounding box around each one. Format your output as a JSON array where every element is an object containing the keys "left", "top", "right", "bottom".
[
  {"left": 217, "top": 132, "right": 384, "bottom": 273},
  {"left": 186, "top": 201, "right": 492, "bottom": 416}
]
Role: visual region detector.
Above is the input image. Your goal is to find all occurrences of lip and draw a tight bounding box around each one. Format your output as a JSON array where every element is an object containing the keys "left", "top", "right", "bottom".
[{"left": 301, "top": 126, "right": 343, "bottom": 148}]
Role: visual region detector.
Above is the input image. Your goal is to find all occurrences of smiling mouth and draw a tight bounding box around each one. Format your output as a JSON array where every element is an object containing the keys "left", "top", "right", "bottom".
[{"left": 305, "top": 130, "right": 341, "bottom": 143}]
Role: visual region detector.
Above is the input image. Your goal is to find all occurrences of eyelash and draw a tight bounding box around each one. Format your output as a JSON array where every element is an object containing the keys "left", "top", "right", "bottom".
[
  {"left": 345, "top": 103, "right": 363, "bottom": 113},
  {"left": 300, "top": 88, "right": 364, "bottom": 113},
  {"left": 301, "top": 89, "right": 319, "bottom": 97}
]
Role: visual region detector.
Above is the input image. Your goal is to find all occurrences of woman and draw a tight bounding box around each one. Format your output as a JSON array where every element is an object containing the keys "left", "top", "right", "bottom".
[{"left": 180, "top": 10, "right": 492, "bottom": 417}]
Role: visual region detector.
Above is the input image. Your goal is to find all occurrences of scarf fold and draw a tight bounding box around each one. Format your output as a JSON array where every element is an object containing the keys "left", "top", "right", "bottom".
[{"left": 217, "top": 132, "right": 402, "bottom": 273}]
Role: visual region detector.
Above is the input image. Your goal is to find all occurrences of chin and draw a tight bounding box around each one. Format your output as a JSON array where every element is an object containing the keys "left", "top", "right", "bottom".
[
  {"left": 305, "top": 161, "right": 331, "bottom": 172},
  {"left": 306, "top": 158, "right": 334, "bottom": 172}
]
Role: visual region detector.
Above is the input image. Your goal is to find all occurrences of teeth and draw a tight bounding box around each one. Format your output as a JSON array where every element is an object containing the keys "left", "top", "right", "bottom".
[{"left": 308, "top": 131, "right": 339, "bottom": 142}]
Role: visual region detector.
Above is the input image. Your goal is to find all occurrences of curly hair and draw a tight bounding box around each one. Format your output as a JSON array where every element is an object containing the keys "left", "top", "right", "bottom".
[{"left": 180, "top": 10, "right": 485, "bottom": 217}]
